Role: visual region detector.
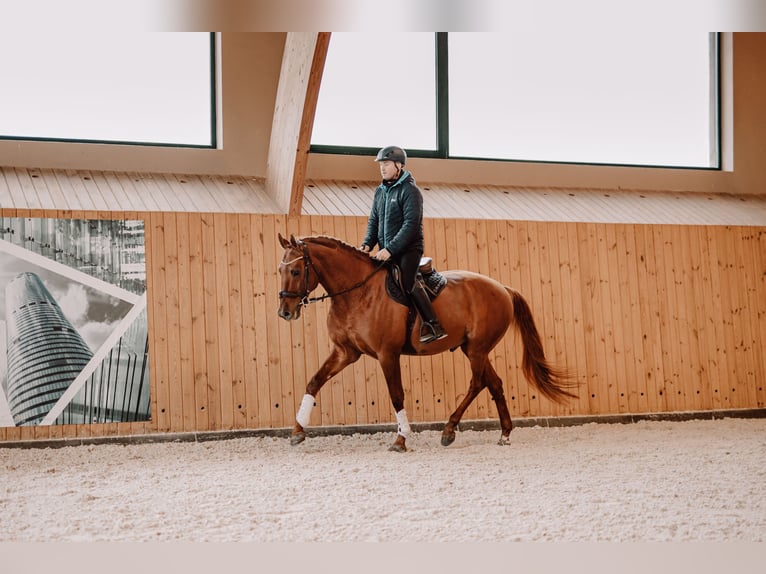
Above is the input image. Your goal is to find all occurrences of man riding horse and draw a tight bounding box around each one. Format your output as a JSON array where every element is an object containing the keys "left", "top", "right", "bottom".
[{"left": 361, "top": 145, "right": 448, "bottom": 344}]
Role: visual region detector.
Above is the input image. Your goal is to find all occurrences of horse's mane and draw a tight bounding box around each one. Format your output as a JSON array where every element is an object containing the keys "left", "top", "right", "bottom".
[{"left": 302, "top": 235, "right": 375, "bottom": 265}]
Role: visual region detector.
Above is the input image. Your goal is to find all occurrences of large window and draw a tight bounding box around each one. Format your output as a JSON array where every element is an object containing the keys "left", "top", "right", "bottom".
[
  {"left": 312, "top": 32, "right": 719, "bottom": 169},
  {"left": 311, "top": 33, "right": 437, "bottom": 151},
  {"left": 0, "top": 32, "right": 215, "bottom": 147}
]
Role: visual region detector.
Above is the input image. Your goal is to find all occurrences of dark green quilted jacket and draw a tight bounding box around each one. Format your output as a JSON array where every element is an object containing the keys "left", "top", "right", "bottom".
[{"left": 362, "top": 170, "right": 424, "bottom": 257}]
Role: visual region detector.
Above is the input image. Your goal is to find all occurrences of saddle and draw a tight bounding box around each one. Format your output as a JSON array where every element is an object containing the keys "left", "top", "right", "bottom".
[{"left": 385, "top": 257, "right": 448, "bottom": 307}]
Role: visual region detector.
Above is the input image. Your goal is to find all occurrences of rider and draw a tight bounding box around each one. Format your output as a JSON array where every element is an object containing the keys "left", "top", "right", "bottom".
[{"left": 361, "top": 145, "right": 448, "bottom": 344}]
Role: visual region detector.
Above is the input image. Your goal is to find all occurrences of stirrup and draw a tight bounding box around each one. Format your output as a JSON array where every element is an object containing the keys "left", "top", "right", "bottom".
[{"left": 419, "top": 322, "right": 448, "bottom": 344}]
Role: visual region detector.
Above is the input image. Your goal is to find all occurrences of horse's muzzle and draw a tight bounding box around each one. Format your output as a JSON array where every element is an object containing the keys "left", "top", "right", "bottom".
[{"left": 278, "top": 305, "right": 301, "bottom": 321}]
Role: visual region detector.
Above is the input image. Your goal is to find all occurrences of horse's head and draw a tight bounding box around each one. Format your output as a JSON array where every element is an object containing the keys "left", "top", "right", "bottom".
[{"left": 277, "top": 233, "right": 320, "bottom": 321}]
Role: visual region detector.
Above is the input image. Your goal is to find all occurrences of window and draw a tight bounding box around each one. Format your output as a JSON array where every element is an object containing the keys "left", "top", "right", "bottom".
[
  {"left": 0, "top": 32, "right": 215, "bottom": 147},
  {"left": 311, "top": 32, "right": 437, "bottom": 152},
  {"left": 312, "top": 32, "right": 719, "bottom": 169}
]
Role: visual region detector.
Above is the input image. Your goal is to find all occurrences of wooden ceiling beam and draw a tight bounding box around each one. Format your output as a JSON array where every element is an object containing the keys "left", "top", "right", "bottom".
[{"left": 266, "top": 32, "right": 331, "bottom": 215}]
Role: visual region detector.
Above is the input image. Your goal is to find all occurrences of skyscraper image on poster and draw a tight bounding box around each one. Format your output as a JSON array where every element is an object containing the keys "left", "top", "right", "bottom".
[{"left": 0, "top": 217, "right": 149, "bottom": 427}]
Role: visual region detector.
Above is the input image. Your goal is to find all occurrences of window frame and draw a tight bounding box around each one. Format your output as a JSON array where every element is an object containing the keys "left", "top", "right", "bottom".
[
  {"left": 311, "top": 32, "right": 721, "bottom": 171},
  {"left": 0, "top": 33, "right": 217, "bottom": 150}
]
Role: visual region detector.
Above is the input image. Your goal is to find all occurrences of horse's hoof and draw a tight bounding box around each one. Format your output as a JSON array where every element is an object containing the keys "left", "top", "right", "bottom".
[
  {"left": 388, "top": 443, "right": 407, "bottom": 453},
  {"left": 497, "top": 435, "right": 511, "bottom": 446},
  {"left": 441, "top": 432, "right": 456, "bottom": 447},
  {"left": 290, "top": 432, "right": 306, "bottom": 446}
]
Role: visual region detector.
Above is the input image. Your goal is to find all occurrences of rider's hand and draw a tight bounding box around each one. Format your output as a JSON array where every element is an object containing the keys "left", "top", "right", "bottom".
[
  {"left": 374, "top": 248, "right": 391, "bottom": 261},
  {"left": 361, "top": 244, "right": 371, "bottom": 253}
]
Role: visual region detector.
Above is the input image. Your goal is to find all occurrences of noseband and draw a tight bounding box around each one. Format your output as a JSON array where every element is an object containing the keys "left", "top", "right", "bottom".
[{"left": 278, "top": 240, "right": 388, "bottom": 307}]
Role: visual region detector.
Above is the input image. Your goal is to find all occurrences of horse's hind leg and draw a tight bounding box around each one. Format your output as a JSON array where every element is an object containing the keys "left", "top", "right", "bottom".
[
  {"left": 441, "top": 354, "right": 488, "bottom": 447},
  {"left": 484, "top": 362, "right": 513, "bottom": 445}
]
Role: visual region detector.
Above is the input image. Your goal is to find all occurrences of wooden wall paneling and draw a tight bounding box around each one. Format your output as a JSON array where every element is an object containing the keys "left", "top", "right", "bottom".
[
  {"left": 694, "top": 225, "right": 719, "bottom": 411},
  {"left": 91, "top": 171, "right": 125, "bottom": 211},
  {"left": 595, "top": 224, "right": 620, "bottom": 413},
  {"left": 27, "top": 169, "right": 54, "bottom": 210},
  {"left": 738, "top": 226, "right": 762, "bottom": 409},
  {"left": 226, "top": 213, "right": 247, "bottom": 428},
  {"left": 712, "top": 227, "right": 735, "bottom": 409},
  {"left": 78, "top": 171, "right": 108, "bottom": 211},
  {"left": 238, "top": 214, "right": 259, "bottom": 427},
  {"left": 91, "top": 172, "right": 123, "bottom": 211},
  {"left": 621, "top": 225, "right": 648, "bottom": 413},
  {"left": 120, "top": 172, "right": 158, "bottom": 212},
  {"left": 575, "top": 223, "right": 600, "bottom": 414},
  {"left": 139, "top": 173, "right": 174, "bottom": 212},
  {"left": 704, "top": 226, "right": 727, "bottom": 410},
  {"left": 199, "top": 213, "right": 222, "bottom": 428},
  {"left": 653, "top": 226, "right": 676, "bottom": 412},
  {"left": 49, "top": 172, "right": 72, "bottom": 211},
  {"left": 161, "top": 212, "right": 184, "bottom": 432},
  {"left": 13, "top": 168, "right": 42, "bottom": 209},
  {"left": 668, "top": 225, "right": 692, "bottom": 411},
  {"left": 187, "top": 213, "right": 210, "bottom": 429},
  {"left": 0, "top": 169, "right": 15, "bottom": 207},
  {"left": 45, "top": 171, "right": 72, "bottom": 211},
  {"left": 251, "top": 215, "right": 274, "bottom": 428},
  {"left": 728, "top": 226, "right": 764, "bottom": 408},
  {"left": 756, "top": 228, "right": 766, "bottom": 408},
  {"left": 147, "top": 211, "right": 171, "bottom": 431},
  {"left": 680, "top": 226, "right": 706, "bottom": 411},
  {"left": 605, "top": 224, "right": 630, "bottom": 413},
  {"left": 633, "top": 225, "right": 659, "bottom": 413},
  {"left": 175, "top": 212, "right": 197, "bottom": 431},
  {"left": 212, "top": 213, "right": 234, "bottom": 429},
  {"left": 3, "top": 169, "right": 28, "bottom": 209}
]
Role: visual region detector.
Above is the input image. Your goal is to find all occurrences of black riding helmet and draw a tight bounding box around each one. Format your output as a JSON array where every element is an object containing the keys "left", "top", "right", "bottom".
[{"left": 375, "top": 145, "right": 407, "bottom": 165}]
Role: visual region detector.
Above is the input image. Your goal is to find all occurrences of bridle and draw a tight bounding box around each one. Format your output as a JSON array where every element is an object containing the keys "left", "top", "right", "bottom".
[{"left": 278, "top": 239, "right": 388, "bottom": 307}]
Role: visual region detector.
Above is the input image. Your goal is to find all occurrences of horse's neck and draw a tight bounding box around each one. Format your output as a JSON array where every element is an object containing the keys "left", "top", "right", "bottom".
[{"left": 310, "top": 243, "right": 376, "bottom": 295}]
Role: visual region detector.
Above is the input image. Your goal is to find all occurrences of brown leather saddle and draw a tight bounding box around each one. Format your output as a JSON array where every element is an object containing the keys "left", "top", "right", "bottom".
[{"left": 385, "top": 257, "right": 447, "bottom": 307}]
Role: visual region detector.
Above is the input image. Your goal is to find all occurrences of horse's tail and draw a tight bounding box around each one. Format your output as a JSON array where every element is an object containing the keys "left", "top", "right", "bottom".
[{"left": 507, "top": 287, "right": 579, "bottom": 403}]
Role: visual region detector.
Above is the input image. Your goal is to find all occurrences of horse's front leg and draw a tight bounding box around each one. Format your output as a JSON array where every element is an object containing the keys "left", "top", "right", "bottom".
[
  {"left": 291, "top": 344, "right": 360, "bottom": 445},
  {"left": 379, "top": 352, "right": 410, "bottom": 453}
]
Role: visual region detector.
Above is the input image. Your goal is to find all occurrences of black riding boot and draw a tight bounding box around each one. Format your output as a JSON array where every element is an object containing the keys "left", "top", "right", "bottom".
[{"left": 409, "top": 282, "right": 448, "bottom": 344}]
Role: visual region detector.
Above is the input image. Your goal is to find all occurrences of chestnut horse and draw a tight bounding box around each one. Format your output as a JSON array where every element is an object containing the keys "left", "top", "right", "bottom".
[{"left": 277, "top": 233, "right": 577, "bottom": 452}]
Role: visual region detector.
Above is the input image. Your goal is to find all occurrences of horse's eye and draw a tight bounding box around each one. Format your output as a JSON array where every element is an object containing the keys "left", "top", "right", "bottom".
[{"left": 291, "top": 269, "right": 300, "bottom": 277}]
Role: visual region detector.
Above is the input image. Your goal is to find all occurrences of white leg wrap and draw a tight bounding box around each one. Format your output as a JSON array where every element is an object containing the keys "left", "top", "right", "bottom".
[
  {"left": 395, "top": 409, "right": 411, "bottom": 438},
  {"left": 295, "top": 394, "right": 315, "bottom": 428}
]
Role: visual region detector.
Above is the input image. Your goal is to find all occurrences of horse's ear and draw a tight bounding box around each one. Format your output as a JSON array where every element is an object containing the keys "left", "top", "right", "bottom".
[
  {"left": 278, "top": 233, "right": 290, "bottom": 248},
  {"left": 289, "top": 234, "right": 298, "bottom": 247}
]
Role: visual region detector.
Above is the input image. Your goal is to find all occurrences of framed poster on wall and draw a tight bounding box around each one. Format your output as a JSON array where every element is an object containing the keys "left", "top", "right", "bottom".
[{"left": 0, "top": 217, "right": 149, "bottom": 427}]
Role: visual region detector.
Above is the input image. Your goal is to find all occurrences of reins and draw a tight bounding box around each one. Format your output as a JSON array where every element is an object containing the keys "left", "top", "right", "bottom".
[{"left": 279, "top": 240, "right": 388, "bottom": 306}]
